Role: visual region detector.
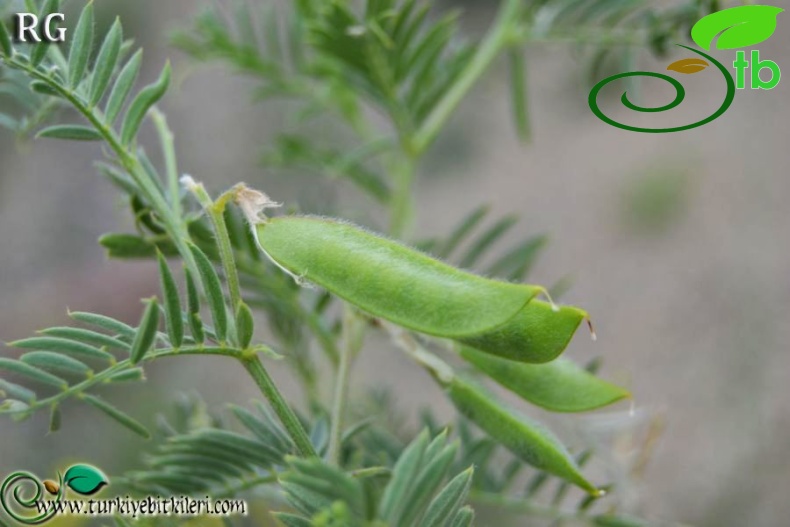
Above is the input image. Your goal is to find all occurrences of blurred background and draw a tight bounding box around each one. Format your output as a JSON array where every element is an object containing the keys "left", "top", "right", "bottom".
[{"left": 1, "top": 1, "right": 788, "bottom": 526}]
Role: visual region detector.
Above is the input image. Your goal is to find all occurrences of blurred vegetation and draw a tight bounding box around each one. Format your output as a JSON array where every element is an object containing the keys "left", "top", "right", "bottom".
[
  {"left": 0, "top": 0, "right": 745, "bottom": 526},
  {"left": 620, "top": 167, "right": 692, "bottom": 237}
]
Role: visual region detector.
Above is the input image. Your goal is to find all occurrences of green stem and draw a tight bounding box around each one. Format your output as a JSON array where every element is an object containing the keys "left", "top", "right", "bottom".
[
  {"left": 185, "top": 181, "right": 243, "bottom": 317},
  {"left": 1, "top": 346, "right": 245, "bottom": 417},
  {"left": 411, "top": 0, "right": 522, "bottom": 155},
  {"left": 326, "top": 342, "right": 351, "bottom": 465},
  {"left": 302, "top": 311, "right": 341, "bottom": 367},
  {"left": 3, "top": 344, "right": 316, "bottom": 461},
  {"left": 241, "top": 356, "right": 317, "bottom": 458},
  {"left": 4, "top": 57, "right": 198, "bottom": 278},
  {"left": 325, "top": 136, "right": 417, "bottom": 463},
  {"left": 241, "top": 284, "right": 340, "bottom": 367},
  {"left": 235, "top": 255, "right": 340, "bottom": 366},
  {"left": 508, "top": 47, "right": 531, "bottom": 142},
  {"left": 150, "top": 107, "right": 182, "bottom": 218},
  {"left": 189, "top": 184, "right": 315, "bottom": 457},
  {"left": 326, "top": 306, "right": 363, "bottom": 465},
  {"left": 1, "top": 57, "right": 317, "bottom": 462},
  {"left": 388, "top": 325, "right": 455, "bottom": 387},
  {"left": 389, "top": 154, "right": 416, "bottom": 239}
]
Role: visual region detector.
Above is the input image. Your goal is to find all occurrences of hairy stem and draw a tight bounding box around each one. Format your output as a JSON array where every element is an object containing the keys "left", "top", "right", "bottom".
[
  {"left": 1, "top": 346, "right": 245, "bottom": 417},
  {"left": 389, "top": 0, "right": 524, "bottom": 236},
  {"left": 0, "top": 58, "right": 318, "bottom": 459},
  {"left": 412, "top": 0, "right": 521, "bottom": 155},
  {"left": 233, "top": 249, "right": 340, "bottom": 366},
  {"left": 389, "top": 154, "right": 417, "bottom": 239},
  {"left": 387, "top": 324, "right": 455, "bottom": 386},
  {"left": 326, "top": 306, "right": 363, "bottom": 465},
  {"left": 3, "top": 56, "right": 198, "bottom": 278},
  {"left": 326, "top": 335, "right": 352, "bottom": 464},
  {"left": 188, "top": 183, "right": 314, "bottom": 456},
  {"left": 241, "top": 356, "right": 317, "bottom": 458},
  {"left": 185, "top": 180, "right": 243, "bottom": 321}
]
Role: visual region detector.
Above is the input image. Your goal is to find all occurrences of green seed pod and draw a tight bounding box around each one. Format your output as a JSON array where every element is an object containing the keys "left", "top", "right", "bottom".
[
  {"left": 447, "top": 376, "right": 600, "bottom": 495},
  {"left": 240, "top": 187, "right": 591, "bottom": 363},
  {"left": 459, "top": 299, "right": 587, "bottom": 363},
  {"left": 254, "top": 215, "right": 539, "bottom": 338},
  {"left": 460, "top": 347, "right": 630, "bottom": 412}
]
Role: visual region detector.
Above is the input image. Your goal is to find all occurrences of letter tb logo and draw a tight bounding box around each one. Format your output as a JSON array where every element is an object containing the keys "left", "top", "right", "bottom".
[
  {"left": 12, "top": 12, "right": 67, "bottom": 43},
  {"left": 733, "top": 50, "right": 781, "bottom": 90},
  {"left": 588, "top": 5, "right": 784, "bottom": 133}
]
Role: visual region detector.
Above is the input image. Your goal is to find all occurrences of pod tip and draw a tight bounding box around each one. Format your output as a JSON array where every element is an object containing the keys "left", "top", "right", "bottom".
[{"left": 586, "top": 318, "right": 597, "bottom": 341}]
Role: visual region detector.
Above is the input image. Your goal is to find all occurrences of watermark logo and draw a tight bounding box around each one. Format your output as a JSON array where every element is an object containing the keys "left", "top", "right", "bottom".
[
  {"left": 11, "top": 12, "right": 66, "bottom": 43},
  {"left": 1, "top": 463, "right": 247, "bottom": 525},
  {"left": 588, "top": 5, "right": 784, "bottom": 133},
  {"left": 1, "top": 464, "right": 107, "bottom": 525}
]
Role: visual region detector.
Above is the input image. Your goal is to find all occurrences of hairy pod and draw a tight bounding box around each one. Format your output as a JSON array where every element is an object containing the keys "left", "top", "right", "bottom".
[
  {"left": 460, "top": 347, "right": 630, "bottom": 412},
  {"left": 459, "top": 299, "right": 586, "bottom": 363},
  {"left": 447, "top": 377, "right": 600, "bottom": 495},
  {"left": 253, "top": 215, "right": 588, "bottom": 362},
  {"left": 255, "top": 216, "right": 538, "bottom": 338}
]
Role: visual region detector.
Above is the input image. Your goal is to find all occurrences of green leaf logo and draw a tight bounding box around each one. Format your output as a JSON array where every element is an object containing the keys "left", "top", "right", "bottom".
[
  {"left": 63, "top": 464, "right": 108, "bottom": 495},
  {"left": 691, "top": 5, "right": 784, "bottom": 50}
]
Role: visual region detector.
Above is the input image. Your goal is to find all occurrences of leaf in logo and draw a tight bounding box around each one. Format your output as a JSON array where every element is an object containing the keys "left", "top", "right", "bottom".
[
  {"left": 691, "top": 5, "right": 784, "bottom": 50},
  {"left": 667, "top": 58, "right": 709, "bottom": 74},
  {"left": 63, "top": 464, "right": 108, "bottom": 495}
]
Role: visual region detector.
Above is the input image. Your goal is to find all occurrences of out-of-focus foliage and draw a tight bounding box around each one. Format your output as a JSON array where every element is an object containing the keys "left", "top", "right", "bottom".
[
  {"left": 173, "top": 0, "right": 728, "bottom": 197},
  {"left": 620, "top": 168, "right": 692, "bottom": 237},
  {"left": 0, "top": 1, "right": 733, "bottom": 525}
]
